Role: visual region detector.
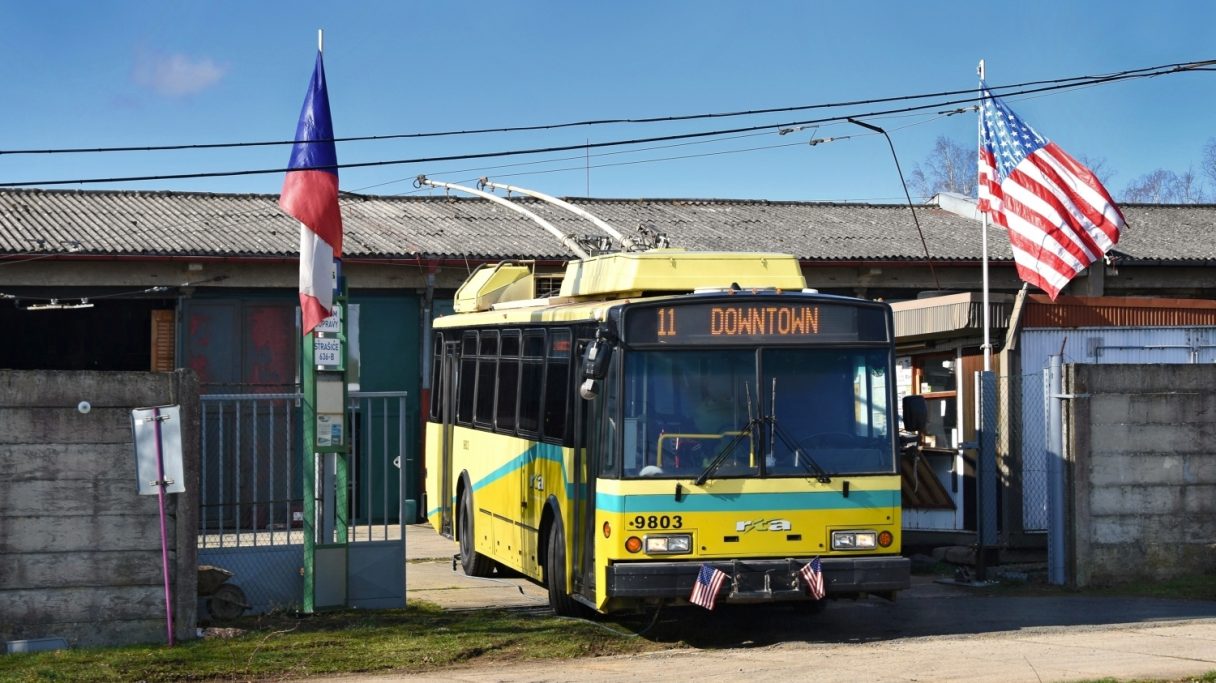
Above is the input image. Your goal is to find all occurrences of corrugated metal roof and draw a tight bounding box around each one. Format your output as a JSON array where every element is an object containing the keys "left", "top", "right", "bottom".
[
  {"left": 1023, "top": 294, "right": 1216, "bottom": 328},
  {"left": 1112, "top": 204, "right": 1216, "bottom": 262},
  {"left": 1, "top": 188, "right": 1214, "bottom": 264}
]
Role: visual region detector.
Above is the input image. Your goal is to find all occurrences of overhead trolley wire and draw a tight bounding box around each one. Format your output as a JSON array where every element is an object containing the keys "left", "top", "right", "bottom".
[
  {"left": 0, "top": 59, "right": 1206, "bottom": 157},
  {"left": 1, "top": 60, "right": 1211, "bottom": 188}
]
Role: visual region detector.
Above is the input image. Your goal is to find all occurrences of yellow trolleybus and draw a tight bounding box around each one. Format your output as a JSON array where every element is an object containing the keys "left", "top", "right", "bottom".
[{"left": 425, "top": 250, "right": 912, "bottom": 615}]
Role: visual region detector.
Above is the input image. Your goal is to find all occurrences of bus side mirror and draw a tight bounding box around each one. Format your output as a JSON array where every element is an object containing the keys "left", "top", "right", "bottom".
[
  {"left": 901, "top": 395, "right": 927, "bottom": 432},
  {"left": 578, "top": 338, "right": 614, "bottom": 400},
  {"left": 581, "top": 338, "right": 613, "bottom": 381}
]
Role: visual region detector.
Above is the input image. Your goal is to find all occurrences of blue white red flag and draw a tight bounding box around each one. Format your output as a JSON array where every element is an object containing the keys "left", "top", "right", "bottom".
[
  {"left": 281, "top": 52, "right": 344, "bottom": 335},
  {"left": 690, "top": 564, "right": 727, "bottom": 610},
  {"left": 978, "top": 82, "right": 1124, "bottom": 300},
  {"left": 800, "top": 556, "right": 826, "bottom": 600}
]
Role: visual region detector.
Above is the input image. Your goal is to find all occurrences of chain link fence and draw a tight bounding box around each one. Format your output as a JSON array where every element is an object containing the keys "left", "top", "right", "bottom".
[
  {"left": 197, "top": 391, "right": 407, "bottom": 616},
  {"left": 997, "top": 369, "right": 1048, "bottom": 535}
]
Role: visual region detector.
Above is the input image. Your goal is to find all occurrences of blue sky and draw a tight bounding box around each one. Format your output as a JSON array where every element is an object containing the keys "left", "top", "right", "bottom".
[{"left": 1, "top": 1, "right": 1213, "bottom": 202}]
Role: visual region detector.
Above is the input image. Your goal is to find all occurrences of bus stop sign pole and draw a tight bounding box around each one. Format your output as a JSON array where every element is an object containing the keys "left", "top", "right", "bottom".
[{"left": 132, "top": 404, "right": 186, "bottom": 646}]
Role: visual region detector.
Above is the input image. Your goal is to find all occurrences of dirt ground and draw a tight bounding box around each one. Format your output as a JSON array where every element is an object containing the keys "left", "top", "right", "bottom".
[{"left": 363, "top": 525, "right": 1216, "bottom": 683}]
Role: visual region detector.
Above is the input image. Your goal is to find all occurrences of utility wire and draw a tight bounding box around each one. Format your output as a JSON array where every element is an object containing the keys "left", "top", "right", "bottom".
[
  {"left": 0, "top": 125, "right": 857, "bottom": 251},
  {"left": 0, "top": 59, "right": 1207, "bottom": 156},
  {"left": 4, "top": 63, "right": 1205, "bottom": 189},
  {"left": 369, "top": 110, "right": 949, "bottom": 194}
]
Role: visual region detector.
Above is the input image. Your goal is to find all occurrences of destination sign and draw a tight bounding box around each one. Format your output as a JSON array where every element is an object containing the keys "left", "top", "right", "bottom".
[{"left": 624, "top": 301, "right": 888, "bottom": 345}]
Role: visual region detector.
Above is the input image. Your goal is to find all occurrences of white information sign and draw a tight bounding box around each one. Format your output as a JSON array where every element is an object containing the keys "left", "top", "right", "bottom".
[
  {"left": 317, "top": 414, "right": 344, "bottom": 446},
  {"left": 314, "top": 337, "right": 343, "bottom": 368},
  {"left": 314, "top": 304, "right": 342, "bottom": 334},
  {"left": 131, "top": 405, "right": 186, "bottom": 495}
]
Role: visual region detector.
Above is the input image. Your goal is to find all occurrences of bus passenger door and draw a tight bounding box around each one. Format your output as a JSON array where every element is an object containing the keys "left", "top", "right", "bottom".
[
  {"left": 572, "top": 342, "right": 611, "bottom": 601},
  {"left": 439, "top": 340, "right": 458, "bottom": 537},
  {"left": 572, "top": 378, "right": 596, "bottom": 599}
]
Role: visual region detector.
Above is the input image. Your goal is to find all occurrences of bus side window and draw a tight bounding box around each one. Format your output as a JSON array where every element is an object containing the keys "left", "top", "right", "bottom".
[
  {"left": 518, "top": 331, "right": 545, "bottom": 435},
  {"left": 543, "top": 328, "right": 572, "bottom": 444},
  {"left": 456, "top": 331, "right": 477, "bottom": 426},
  {"left": 428, "top": 331, "right": 443, "bottom": 421},
  {"left": 496, "top": 330, "right": 521, "bottom": 433},
  {"left": 474, "top": 331, "right": 498, "bottom": 429},
  {"left": 601, "top": 354, "right": 618, "bottom": 474}
]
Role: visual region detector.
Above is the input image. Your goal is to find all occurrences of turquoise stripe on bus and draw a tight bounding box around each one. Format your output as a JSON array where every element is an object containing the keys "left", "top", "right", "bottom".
[
  {"left": 595, "top": 489, "right": 896, "bottom": 513},
  {"left": 470, "top": 441, "right": 569, "bottom": 495}
]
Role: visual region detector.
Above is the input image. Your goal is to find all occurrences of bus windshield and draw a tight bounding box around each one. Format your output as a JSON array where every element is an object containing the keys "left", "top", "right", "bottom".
[{"left": 619, "top": 348, "right": 893, "bottom": 479}]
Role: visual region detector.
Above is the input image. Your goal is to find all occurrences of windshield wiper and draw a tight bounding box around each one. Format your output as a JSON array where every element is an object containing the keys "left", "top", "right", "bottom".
[
  {"left": 769, "top": 420, "right": 832, "bottom": 483},
  {"left": 694, "top": 418, "right": 760, "bottom": 486},
  {"left": 766, "top": 378, "right": 831, "bottom": 483}
]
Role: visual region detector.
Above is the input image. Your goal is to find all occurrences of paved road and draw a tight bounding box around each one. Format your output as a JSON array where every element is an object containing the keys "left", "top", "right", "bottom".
[{"left": 381, "top": 525, "right": 1216, "bottom": 682}]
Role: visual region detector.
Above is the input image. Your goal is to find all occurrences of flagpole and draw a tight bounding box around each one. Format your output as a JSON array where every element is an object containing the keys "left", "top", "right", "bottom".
[
  {"left": 978, "top": 59, "right": 992, "bottom": 372},
  {"left": 318, "top": 29, "right": 323, "bottom": 53}
]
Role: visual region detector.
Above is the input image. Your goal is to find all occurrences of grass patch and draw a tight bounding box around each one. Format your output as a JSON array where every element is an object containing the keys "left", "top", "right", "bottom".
[
  {"left": 0, "top": 602, "right": 670, "bottom": 682},
  {"left": 1074, "top": 673, "right": 1216, "bottom": 683},
  {"left": 985, "top": 572, "right": 1216, "bottom": 600},
  {"left": 1067, "top": 573, "right": 1216, "bottom": 601}
]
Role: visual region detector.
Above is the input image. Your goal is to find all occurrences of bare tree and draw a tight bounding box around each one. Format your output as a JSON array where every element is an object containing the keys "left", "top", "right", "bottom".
[
  {"left": 1202, "top": 138, "right": 1216, "bottom": 193},
  {"left": 1073, "top": 153, "right": 1117, "bottom": 188},
  {"left": 1122, "top": 168, "right": 1206, "bottom": 203},
  {"left": 909, "top": 136, "right": 976, "bottom": 199}
]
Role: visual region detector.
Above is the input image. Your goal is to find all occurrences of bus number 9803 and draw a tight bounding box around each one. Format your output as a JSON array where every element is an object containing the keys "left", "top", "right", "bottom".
[{"left": 631, "top": 515, "right": 683, "bottom": 530}]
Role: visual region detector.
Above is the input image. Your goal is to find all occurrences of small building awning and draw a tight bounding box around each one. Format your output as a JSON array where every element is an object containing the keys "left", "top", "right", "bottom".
[{"left": 891, "top": 292, "right": 1015, "bottom": 342}]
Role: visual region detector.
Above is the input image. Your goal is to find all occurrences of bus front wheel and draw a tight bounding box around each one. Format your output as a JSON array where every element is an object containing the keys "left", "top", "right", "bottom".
[
  {"left": 458, "top": 491, "right": 494, "bottom": 577},
  {"left": 545, "top": 517, "right": 583, "bottom": 617}
]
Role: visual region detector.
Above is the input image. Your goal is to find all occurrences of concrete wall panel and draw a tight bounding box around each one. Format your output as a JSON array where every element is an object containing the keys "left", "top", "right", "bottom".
[
  {"left": 1087, "top": 453, "right": 1216, "bottom": 487},
  {"left": 0, "top": 443, "right": 133, "bottom": 481},
  {"left": 0, "top": 551, "right": 168, "bottom": 590},
  {"left": 0, "top": 514, "right": 176, "bottom": 554},
  {"left": 1089, "top": 421, "right": 1216, "bottom": 456},
  {"left": 1067, "top": 363, "right": 1216, "bottom": 587},
  {"left": 0, "top": 369, "right": 198, "bottom": 649},
  {"left": 0, "top": 478, "right": 160, "bottom": 516}
]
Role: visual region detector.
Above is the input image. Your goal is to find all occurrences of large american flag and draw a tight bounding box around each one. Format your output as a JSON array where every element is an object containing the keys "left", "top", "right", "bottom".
[
  {"left": 689, "top": 564, "right": 727, "bottom": 610},
  {"left": 978, "top": 83, "right": 1124, "bottom": 300}
]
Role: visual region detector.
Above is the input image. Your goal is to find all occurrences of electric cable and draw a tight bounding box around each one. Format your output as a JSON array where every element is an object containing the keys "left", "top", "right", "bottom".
[
  {"left": 4, "top": 62, "right": 1201, "bottom": 185},
  {"left": 1, "top": 60, "right": 1210, "bottom": 188},
  {"left": 0, "top": 59, "right": 1206, "bottom": 156}
]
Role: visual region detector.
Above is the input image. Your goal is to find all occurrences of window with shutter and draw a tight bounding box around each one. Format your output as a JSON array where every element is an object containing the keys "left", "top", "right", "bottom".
[{"left": 151, "top": 309, "right": 176, "bottom": 371}]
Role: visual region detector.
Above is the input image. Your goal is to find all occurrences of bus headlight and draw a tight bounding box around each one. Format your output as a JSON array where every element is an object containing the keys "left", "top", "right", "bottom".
[
  {"left": 644, "top": 534, "right": 692, "bottom": 555},
  {"left": 831, "top": 530, "right": 877, "bottom": 550}
]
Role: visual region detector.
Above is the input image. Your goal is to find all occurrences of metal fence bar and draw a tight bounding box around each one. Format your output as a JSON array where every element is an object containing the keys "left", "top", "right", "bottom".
[
  {"left": 382, "top": 397, "right": 389, "bottom": 537},
  {"left": 400, "top": 394, "right": 408, "bottom": 602},
  {"left": 251, "top": 398, "right": 259, "bottom": 547},
  {"left": 218, "top": 401, "right": 225, "bottom": 547},
  {"left": 286, "top": 397, "right": 294, "bottom": 542},
  {"left": 201, "top": 400, "right": 209, "bottom": 541},
  {"left": 1046, "top": 355, "right": 1066, "bottom": 585},
  {"left": 198, "top": 390, "right": 407, "bottom": 614},
  {"left": 201, "top": 393, "right": 304, "bottom": 548},
  {"left": 200, "top": 391, "right": 407, "bottom": 547},
  {"left": 398, "top": 395, "right": 408, "bottom": 523},
  {"left": 268, "top": 400, "right": 276, "bottom": 545},
  {"left": 235, "top": 399, "right": 242, "bottom": 542}
]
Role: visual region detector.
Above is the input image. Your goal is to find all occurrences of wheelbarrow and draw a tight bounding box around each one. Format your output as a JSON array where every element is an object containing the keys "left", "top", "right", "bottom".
[{"left": 198, "top": 565, "right": 249, "bottom": 621}]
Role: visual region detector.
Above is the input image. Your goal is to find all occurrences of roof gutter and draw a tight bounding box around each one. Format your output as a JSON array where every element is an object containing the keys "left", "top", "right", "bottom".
[{"left": 0, "top": 253, "right": 570, "bottom": 269}]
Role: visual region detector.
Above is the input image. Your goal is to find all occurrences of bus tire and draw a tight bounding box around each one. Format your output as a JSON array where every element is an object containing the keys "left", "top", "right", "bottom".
[
  {"left": 458, "top": 490, "right": 494, "bottom": 577},
  {"left": 545, "top": 517, "right": 583, "bottom": 617}
]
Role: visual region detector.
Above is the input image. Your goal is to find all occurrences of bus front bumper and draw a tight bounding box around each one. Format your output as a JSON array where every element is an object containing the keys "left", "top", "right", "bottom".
[{"left": 605, "top": 556, "right": 910, "bottom": 602}]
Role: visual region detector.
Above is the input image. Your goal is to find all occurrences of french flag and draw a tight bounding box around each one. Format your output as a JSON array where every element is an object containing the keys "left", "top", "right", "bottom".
[{"left": 280, "top": 52, "right": 343, "bottom": 335}]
